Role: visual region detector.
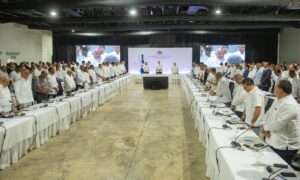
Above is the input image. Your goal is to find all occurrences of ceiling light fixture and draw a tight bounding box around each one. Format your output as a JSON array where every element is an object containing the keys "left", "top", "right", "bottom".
[
  {"left": 130, "top": 8, "right": 137, "bottom": 16},
  {"left": 215, "top": 9, "right": 221, "bottom": 15},
  {"left": 50, "top": 10, "right": 57, "bottom": 16}
]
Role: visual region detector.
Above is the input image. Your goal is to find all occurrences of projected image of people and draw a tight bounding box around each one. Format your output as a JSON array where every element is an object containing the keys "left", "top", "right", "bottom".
[
  {"left": 200, "top": 44, "right": 246, "bottom": 67},
  {"left": 76, "top": 45, "right": 121, "bottom": 66}
]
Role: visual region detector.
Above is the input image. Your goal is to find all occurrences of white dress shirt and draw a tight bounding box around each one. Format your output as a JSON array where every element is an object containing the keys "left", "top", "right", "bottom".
[
  {"left": 245, "top": 86, "right": 265, "bottom": 126},
  {"left": 9, "top": 71, "right": 21, "bottom": 83},
  {"left": 231, "top": 84, "right": 247, "bottom": 112},
  {"left": 143, "top": 65, "right": 150, "bottom": 73},
  {"left": 193, "top": 67, "right": 200, "bottom": 77},
  {"left": 248, "top": 69, "right": 256, "bottom": 79},
  {"left": 156, "top": 63, "right": 163, "bottom": 73},
  {"left": 0, "top": 70, "right": 9, "bottom": 78},
  {"left": 83, "top": 72, "right": 91, "bottom": 89},
  {"left": 103, "top": 66, "right": 110, "bottom": 78},
  {"left": 0, "top": 84, "right": 12, "bottom": 112},
  {"left": 172, "top": 65, "right": 179, "bottom": 74},
  {"left": 64, "top": 74, "right": 76, "bottom": 92},
  {"left": 55, "top": 70, "right": 65, "bottom": 81},
  {"left": 75, "top": 69, "right": 86, "bottom": 86},
  {"left": 88, "top": 69, "right": 97, "bottom": 83},
  {"left": 215, "top": 77, "right": 232, "bottom": 103},
  {"left": 229, "top": 67, "right": 237, "bottom": 78},
  {"left": 291, "top": 77, "right": 300, "bottom": 98},
  {"left": 206, "top": 73, "right": 217, "bottom": 91},
  {"left": 47, "top": 74, "right": 59, "bottom": 95},
  {"left": 263, "top": 95, "right": 300, "bottom": 150},
  {"left": 14, "top": 78, "right": 34, "bottom": 104},
  {"left": 34, "top": 69, "right": 41, "bottom": 78}
]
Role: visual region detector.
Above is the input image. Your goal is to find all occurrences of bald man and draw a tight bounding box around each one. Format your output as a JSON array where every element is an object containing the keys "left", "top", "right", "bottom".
[
  {"left": 14, "top": 68, "right": 34, "bottom": 109},
  {"left": 0, "top": 77, "right": 13, "bottom": 114}
]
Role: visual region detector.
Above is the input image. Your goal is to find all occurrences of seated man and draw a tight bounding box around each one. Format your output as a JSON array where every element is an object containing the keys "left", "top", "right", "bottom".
[
  {"left": 261, "top": 80, "right": 300, "bottom": 166},
  {"left": 34, "top": 71, "right": 49, "bottom": 103},
  {"left": 0, "top": 77, "right": 13, "bottom": 115},
  {"left": 209, "top": 72, "right": 231, "bottom": 105},
  {"left": 14, "top": 68, "right": 34, "bottom": 109}
]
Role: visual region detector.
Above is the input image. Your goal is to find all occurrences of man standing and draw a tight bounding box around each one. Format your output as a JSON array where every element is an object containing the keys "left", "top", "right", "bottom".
[
  {"left": 0, "top": 77, "right": 13, "bottom": 114},
  {"left": 47, "top": 67, "right": 59, "bottom": 98},
  {"left": 35, "top": 71, "right": 49, "bottom": 103},
  {"left": 209, "top": 72, "right": 232, "bottom": 105},
  {"left": 0, "top": 66, "right": 9, "bottom": 78},
  {"left": 260, "top": 62, "right": 272, "bottom": 91},
  {"left": 261, "top": 80, "right": 300, "bottom": 166},
  {"left": 64, "top": 70, "right": 76, "bottom": 94},
  {"left": 14, "top": 68, "right": 34, "bottom": 109},
  {"left": 143, "top": 62, "right": 150, "bottom": 74},
  {"left": 288, "top": 70, "right": 300, "bottom": 101},
  {"left": 172, "top": 62, "right": 179, "bottom": 74},
  {"left": 253, "top": 63, "right": 264, "bottom": 85},
  {"left": 156, "top": 60, "right": 163, "bottom": 74},
  {"left": 241, "top": 78, "right": 265, "bottom": 135},
  {"left": 231, "top": 74, "right": 247, "bottom": 118}
]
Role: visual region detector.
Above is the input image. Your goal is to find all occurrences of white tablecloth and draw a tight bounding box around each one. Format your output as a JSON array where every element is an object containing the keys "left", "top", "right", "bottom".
[
  {"left": 0, "top": 74, "right": 135, "bottom": 170},
  {"left": 181, "top": 75, "right": 299, "bottom": 180},
  {"left": 134, "top": 74, "right": 181, "bottom": 84}
]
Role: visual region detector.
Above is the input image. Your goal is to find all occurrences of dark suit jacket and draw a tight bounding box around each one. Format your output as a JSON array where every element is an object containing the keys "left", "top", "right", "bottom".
[{"left": 260, "top": 67, "right": 272, "bottom": 87}]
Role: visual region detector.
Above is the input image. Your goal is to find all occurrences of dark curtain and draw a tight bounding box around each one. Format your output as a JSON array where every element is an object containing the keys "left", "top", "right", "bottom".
[{"left": 53, "top": 29, "right": 279, "bottom": 65}]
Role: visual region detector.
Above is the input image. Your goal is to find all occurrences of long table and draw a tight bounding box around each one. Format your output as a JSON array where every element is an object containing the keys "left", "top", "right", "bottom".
[
  {"left": 135, "top": 74, "right": 181, "bottom": 84},
  {"left": 181, "top": 75, "right": 299, "bottom": 180},
  {"left": 0, "top": 74, "right": 135, "bottom": 170}
]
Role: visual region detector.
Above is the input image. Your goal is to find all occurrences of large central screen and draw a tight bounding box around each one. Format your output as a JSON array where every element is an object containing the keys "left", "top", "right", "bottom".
[
  {"left": 128, "top": 47, "right": 192, "bottom": 74},
  {"left": 76, "top": 45, "right": 121, "bottom": 66},
  {"left": 200, "top": 44, "right": 246, "bottom": 67}
]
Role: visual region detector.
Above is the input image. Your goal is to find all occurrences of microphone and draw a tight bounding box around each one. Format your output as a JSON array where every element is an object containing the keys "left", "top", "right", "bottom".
[
  {"left": 222, "top": 120, "right": 232, "bottom": 129},
  {"left": 231, "top": 128, "right": 251, "bottom": 148}
]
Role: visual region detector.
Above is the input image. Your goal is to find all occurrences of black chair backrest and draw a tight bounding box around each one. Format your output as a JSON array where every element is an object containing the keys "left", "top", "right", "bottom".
[
  {"left": 229, "top": 82, "right": 235, "bottom": 99},
  {"left": 292, "top": 154, "right": 300, "bottom": 171},
  {"left": 265, "top": 98, "right": 275, "bottom": 113}
]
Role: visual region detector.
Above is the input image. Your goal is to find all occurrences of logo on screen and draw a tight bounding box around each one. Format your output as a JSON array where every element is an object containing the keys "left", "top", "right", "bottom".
[{"left": 157, "top": 50, "right": 163, "bottom": 55}]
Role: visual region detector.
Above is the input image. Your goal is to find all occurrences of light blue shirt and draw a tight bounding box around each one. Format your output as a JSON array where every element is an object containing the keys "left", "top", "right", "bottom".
[{"left": 253, "top": 68, "right": 263, "bottom": 85}]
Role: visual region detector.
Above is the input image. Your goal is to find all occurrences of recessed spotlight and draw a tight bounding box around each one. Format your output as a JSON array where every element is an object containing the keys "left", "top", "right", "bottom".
[
  {"left": 215, "top": 9, "right": 221, "bottom": 15},
  {"left": 71, "top": 29, "right": 75, "bottom": 32},
  {"left": 50, "top": 10, "right": 57, "bottom": 16},
  {"left": 130, "top": 8, "right": 137, "bottom": 16}
]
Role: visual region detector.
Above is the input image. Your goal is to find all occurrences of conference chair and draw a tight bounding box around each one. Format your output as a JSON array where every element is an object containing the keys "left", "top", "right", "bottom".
[
  {"left": 291, "top": 154, "right": 300, "bottom": 171},
  {"left": 229, "top": 81, "right": 235, "bottom": 99},
  {"left": 264, "top": 97, "right": 275, "bottom": 113}
]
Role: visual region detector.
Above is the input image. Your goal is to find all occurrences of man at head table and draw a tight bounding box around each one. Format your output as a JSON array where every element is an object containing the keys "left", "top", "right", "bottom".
[
  {"left": 143, "top": 62, "right": 150, "bottom": 74},
  {"left": 172, "top": 62, "right": 179, "bottom": 74},
  {"left": 261, "top": 80, "right": 300, "bottom": 166},
  {"left": 156, "top": 60, "right": 163, "bottom": 74},
  {"left": 0, "top": 77, "right": 13, "bottom": 115}
]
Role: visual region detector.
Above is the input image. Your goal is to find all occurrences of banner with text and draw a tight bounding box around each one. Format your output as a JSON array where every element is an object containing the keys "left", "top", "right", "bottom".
[{"left": 128, "top": 47, "right": 192, "bottom": 74}]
